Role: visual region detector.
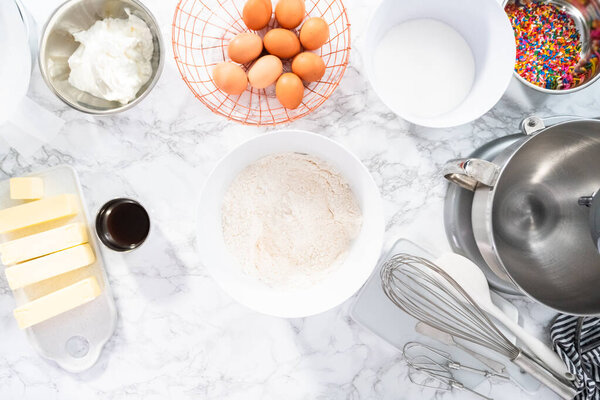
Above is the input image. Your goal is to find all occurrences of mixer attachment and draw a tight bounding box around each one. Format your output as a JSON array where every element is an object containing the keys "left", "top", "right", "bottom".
[{"left": 403, "top": 341, "right": 507, "bottom": 400}]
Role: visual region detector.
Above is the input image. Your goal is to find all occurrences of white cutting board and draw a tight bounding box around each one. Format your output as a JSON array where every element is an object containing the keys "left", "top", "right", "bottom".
[
  {"left": 0, "top": 165, "right": 117, "bottom": 372},
  {"left": 350, "top": 238, "right": 541, "bottom": 393}
]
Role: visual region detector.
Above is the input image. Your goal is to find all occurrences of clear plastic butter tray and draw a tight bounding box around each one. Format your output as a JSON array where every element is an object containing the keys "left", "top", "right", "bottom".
[{"left": 0, "top": 165, "right": 117, "bottom": 372}]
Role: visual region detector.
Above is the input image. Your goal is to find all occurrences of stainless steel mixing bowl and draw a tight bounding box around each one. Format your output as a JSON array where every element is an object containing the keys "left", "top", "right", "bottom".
[
  {"left": 505, "top": 0, "right": 600, "bottom": 94},
  {"left": 445, "top": 118, "right": 600, "bottom": 316},
  {"left": 39, "top": 0, "right": 164, "bottom": 114}
]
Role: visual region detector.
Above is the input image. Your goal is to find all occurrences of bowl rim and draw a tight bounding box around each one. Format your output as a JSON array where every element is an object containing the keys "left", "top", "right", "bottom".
[
  {"left": 196, "top": 129, "right": 385, "bottom": 318},
  {"left": 513, "top": 71, "right": 600, "bottom": 94},
  {"left": 362, "top": 0, "right": 516, "bottom": 128},
  {"left": 38, "top": 0, "right": 165, "bottom": 115}
]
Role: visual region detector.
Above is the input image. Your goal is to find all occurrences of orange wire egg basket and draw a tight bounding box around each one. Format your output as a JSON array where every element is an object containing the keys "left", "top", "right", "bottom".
[{"left": 172, "top": 0, "right": 351, "bottom": 125}]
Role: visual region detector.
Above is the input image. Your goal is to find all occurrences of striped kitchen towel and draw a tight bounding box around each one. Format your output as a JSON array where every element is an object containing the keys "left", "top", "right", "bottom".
[{"left": 551, "top": 315, "right": 600, "bottom": 400}]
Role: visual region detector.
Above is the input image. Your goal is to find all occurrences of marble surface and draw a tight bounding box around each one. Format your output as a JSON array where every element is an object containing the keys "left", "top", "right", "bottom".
[{"left": 1, "top": 0, "right": 597, "bottom": 398}]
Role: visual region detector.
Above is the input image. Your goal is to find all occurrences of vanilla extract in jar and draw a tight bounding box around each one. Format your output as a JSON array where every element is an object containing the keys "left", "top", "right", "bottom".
[{"left": 96, "top": 198, "right": 150, "bottom": 251}]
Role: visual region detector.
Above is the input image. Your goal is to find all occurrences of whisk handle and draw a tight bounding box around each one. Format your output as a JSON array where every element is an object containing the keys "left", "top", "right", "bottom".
[
  {"left": 513, "top": 351, "right": 577, "bottom": 400},
  {"left": 487, "top": 304, "right": 573, "bottom": 381}
]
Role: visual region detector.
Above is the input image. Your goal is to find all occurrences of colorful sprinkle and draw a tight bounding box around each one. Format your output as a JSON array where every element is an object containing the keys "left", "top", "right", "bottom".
[{"left": 506, "top": 1, "right": 590, "bottom": 90}]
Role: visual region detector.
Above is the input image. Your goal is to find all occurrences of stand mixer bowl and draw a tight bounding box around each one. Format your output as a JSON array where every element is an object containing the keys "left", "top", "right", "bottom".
[{"left": 445, "top": 118, "right": 600, "bottom": 316}]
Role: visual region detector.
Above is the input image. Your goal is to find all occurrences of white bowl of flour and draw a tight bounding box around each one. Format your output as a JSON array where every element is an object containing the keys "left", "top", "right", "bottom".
[{"left": 197, "top": 131, "right": 384, "bottom": 318}]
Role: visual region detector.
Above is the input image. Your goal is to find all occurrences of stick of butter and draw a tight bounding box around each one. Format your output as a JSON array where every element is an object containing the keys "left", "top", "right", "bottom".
[
  {"left": 5, "top": 244, "right": 96, "bottom": 290},
  {"left": 0, "top": 223, "right": 88, "bottom": 265},
  {"left": 10, "top": 177, "right": 44, "bottom": 200},
  {"left": 0, "top": 194, "right": 79, "bottom": 234},
  {"left": 13, "top": 277, "right": 101, "bottom": 329}
]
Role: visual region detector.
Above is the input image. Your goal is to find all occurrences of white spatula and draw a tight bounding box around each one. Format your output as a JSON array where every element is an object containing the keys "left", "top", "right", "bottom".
[{"left": 434, "top": 253, "right": 574, "bottom": 383}]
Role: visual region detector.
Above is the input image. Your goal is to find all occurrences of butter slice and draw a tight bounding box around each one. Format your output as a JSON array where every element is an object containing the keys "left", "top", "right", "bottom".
[
  {"left": 0, "top": 194, "right": 79, "bottom": 234},
  {"left": 10, "top": 177, "right": 44, "bottom": 200},
  {"left": 5, "top": 244, "right": 96, "bottom": 290},
  {"left": 0, "top": 223, "right": 88, "bottom": 265},
  {"left": 13, "top": 277, "right": 101, "bottom": 329}
]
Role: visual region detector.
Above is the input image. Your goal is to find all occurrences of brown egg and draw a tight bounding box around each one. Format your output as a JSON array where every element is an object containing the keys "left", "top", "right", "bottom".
[
  {"left": 299, "top": 17, "right": 329, "bottom": 50},
  {"left": 228, "top": 32, "right": 263, "bottom": 64},
  {"left": 276, "top": 73, "right": 304, "bottom": 109},
  {"left": 248, "top": 55, "right": 283, "bottom": 88},
  {"left": 213, "top": 62, "right": 248, "bottom": 95},
  {"left": 263, "top": 29, "right": 301, "bottom": 59},
  {"left": 292, "top": 52, "right": 326, "bottom": 82},
  {"left": 274, "top": 0, "right": 305, "bottom": 29},
  {"left": 243, "top": 0, "right": 272, "bottom": 30}
]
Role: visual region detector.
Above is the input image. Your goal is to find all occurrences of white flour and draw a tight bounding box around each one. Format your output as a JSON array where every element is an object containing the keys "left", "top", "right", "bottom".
[
  {"left": 374, "top": 19, "right": 475, "bottom": 118},
  {"left": 221, "top": 153, "right": 363, "bottom": 288}
]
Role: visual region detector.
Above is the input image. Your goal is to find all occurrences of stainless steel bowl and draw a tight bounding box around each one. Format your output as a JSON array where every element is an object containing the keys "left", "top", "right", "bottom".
[
  {"left": 506, "top": 0, "right": 600, "bottom": 94},
  {"left": 445, "top": 118, "right": 600, "bottom": 316},
  {"left": 39, "top": 0, "right": 164, "bottom": 114}
]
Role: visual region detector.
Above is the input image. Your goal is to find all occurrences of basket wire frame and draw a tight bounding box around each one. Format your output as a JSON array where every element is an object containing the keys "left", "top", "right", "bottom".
[{"left": 172, "top": 0, "right": 351, "bottom": 125}]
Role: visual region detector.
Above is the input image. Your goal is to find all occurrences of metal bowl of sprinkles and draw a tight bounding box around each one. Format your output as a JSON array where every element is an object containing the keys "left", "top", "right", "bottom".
[{"left": 505, "top": 0, "right": 600, "bottom": 93}]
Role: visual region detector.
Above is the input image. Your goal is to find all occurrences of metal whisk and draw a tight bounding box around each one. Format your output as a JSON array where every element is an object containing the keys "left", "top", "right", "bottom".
[{"left": 380, "top": 253, "right": 577, "bottom": 400}]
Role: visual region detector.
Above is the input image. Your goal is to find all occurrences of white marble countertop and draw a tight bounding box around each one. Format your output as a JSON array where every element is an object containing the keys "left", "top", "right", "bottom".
[{"left": 1, "top": 0, "right": 597, "bottom": 398}]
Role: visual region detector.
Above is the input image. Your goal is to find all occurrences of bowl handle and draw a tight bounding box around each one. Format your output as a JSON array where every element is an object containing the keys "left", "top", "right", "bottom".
[
  {"left": 520, "top": 115, "right": 590, "bottom": 135},
  {"left": 442, "top": 159, "right": 500, "bottom": 191}
]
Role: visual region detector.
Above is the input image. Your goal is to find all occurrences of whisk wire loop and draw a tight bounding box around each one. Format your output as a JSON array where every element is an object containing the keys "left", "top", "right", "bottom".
[{"left": 381, "top": 254, "right": 517, "bottom": 357}]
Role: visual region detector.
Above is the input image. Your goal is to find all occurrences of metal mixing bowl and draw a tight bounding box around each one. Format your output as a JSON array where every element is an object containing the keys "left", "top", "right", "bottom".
[
  {"left": 506, "top": 0, "right": 600, "bottom": 94},
  {"left": 488, "top": 120, "right": 600, "bottom": 315},
  {"left": 39, "top": 0, "right": 164, "bottom": 114},
  {"left": 444, "top": 118, "right": 600, "bottom": 315}
]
